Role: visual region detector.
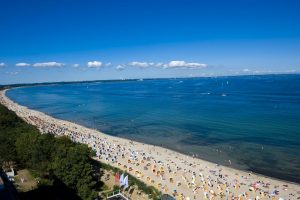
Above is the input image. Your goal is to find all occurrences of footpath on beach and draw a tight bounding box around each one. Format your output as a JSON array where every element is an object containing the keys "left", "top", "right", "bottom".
[{"left": 1, "top": 89, "right": 299, "bottom": 200}]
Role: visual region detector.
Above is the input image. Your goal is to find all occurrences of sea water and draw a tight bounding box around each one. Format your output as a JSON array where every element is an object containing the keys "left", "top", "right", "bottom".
[{"left": 7, "top": 74, "right": 300, "bottom": 183}]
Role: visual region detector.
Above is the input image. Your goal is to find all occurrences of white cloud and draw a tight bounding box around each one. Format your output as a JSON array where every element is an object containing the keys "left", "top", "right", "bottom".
[
  {"left": 16, "top": 62, "right": 30, "bottom": 67},
  {"left": 155, "top": 62, "right": 164, "bottom": 67},
  {"left": 164, "top": 61, "right": 207, "bottom": 69},
  {"left": 105, "top": 62, "right": 112, "bottom": 67},
  {"left": 116, "top": 65, "right": 125, "bottom": 71},
  {"left": 33, "top": 62, "right": 65, "bottom": 68},
  {"left": 87, "top": 61, "right": 102, "bottom": 68},
  {"left": 0, "top": 62, "right": 6, "bottom": 67},
  {"left": 72, "top": 64, "right": 80, "bottom": 68},
  {"left": 126, "top": 60, "right": 207, "bottom": 69},
  {"left": 243, "top": 68, "right": 251, "bottom": 72},
  {"left": 129, "top": 61, "right": 151, "bottom": 68}
]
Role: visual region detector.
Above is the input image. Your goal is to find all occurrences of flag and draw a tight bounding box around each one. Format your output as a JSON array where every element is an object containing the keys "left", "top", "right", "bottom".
[
  {"left": 120, "top": 173, "right": 125, "bottom": 186},
  {"left": 123, "top": 175, "right": 129, "bottom": 188},
  {"left": 114, "top": 171, "right": 120, "bottom": 184}
]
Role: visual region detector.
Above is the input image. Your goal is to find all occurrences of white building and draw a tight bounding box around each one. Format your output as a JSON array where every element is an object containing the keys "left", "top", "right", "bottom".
[{"left": 5, "top": 168, "right": 15, "bottom": 182}]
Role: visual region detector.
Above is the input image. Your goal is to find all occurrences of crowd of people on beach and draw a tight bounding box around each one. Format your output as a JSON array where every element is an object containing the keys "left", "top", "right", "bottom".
[{"left": 1, "top": 90, "right": 299, "bottom": 200}]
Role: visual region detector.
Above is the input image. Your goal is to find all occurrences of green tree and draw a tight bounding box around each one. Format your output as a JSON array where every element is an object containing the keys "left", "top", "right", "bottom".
[
  {"left": 30, "top": 134, "right": 56, "bottom": 172},
  {"left": 0, "top": 103, "right": 99, "bottom": 199},
  {"left": 15, "top": 131, "right": 39, "bottom": 168},
  {"left": 52, "top": 141, "right": 97, "bottom": 200}
]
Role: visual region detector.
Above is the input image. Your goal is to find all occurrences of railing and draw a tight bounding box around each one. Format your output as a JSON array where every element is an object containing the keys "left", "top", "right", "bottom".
[{"left": 106, "top": 190, "right": 132, "bottom": 200}]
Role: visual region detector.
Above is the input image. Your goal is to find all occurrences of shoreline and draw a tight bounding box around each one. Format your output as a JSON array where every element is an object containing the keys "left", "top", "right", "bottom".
[
  {"left": 5, "top": 87, "right": 298, "bottom": 185},
  {"left": 1, "top": 89, "right": 299, "bottom": 200}
]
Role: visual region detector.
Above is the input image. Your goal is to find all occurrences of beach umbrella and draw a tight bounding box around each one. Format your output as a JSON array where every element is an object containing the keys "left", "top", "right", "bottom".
[
  {"left": 146, "top": 176, "right": 151, "bottom": 182},
  {"left": 134, "top": 170, "right": 138, "bottom": 174},
  {"left": 179, "top": 193, "right": 183, "bottom": 200},
  {"left": 164, "top": 186, "right": 168, "bottom": 192},
  {"left": 245, "top": 192, "right": 249, "bottom": 198}
]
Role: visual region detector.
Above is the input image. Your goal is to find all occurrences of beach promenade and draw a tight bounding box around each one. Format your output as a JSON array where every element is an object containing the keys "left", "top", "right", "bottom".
[{"left": 1, "top": 89, "right": 299, "bottom": 200}]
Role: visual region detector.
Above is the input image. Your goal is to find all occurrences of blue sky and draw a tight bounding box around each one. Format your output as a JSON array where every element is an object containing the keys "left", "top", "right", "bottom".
[{"left": 0, "top": 0, "right": 300, "bottom": 84}]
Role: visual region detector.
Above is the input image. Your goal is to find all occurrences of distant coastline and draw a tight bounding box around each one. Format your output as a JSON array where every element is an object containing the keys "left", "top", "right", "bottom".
[{"left": 1, "top": 73, "right": 300, "bottom": 89}]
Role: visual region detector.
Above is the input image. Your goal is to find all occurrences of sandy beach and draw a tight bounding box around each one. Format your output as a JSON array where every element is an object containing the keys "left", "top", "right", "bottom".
[{"left": 1, "top": 89, "right": 299, "bottom": 200}]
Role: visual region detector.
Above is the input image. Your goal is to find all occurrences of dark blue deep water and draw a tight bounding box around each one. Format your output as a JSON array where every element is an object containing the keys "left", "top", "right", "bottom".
[{"left": 7, "top": 74, "right": 300, "bottom": 183}]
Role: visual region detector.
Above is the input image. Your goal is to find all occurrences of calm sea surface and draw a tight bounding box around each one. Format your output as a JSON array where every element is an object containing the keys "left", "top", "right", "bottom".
[{"left": 7, "top": 74, "right": 300, "bottom": 183}]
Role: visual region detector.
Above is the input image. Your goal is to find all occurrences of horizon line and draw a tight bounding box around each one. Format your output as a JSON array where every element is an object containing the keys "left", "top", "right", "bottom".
[{"left": 1, "top": 72, "right": 299, "bottom": 87}]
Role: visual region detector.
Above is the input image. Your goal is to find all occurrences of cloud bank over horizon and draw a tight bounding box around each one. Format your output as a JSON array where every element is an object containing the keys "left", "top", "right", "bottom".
[
  {"left": 163, "top": 61, "right": 207, "bottom": 69},
  {"left": 1, "top": 58, "right": 299, "bottom": 84},
  {"left": 16, "top": 63, "right": 31, "bottom": 67},
  {"left": 87, "top": 61, "right": 102, "bottom": 68},
  {"left": 3, "top": 60, "right": 209, "bottom": 71},
  {"left": 32, "top": 62, "right": 65, "bottom": 68}
]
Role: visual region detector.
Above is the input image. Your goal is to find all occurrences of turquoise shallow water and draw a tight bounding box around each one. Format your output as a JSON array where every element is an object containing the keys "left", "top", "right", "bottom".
[{"left": 7, "top": 74, "right": 300, "bottom": 183}]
